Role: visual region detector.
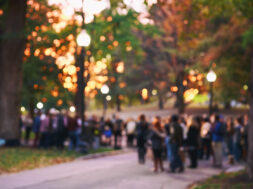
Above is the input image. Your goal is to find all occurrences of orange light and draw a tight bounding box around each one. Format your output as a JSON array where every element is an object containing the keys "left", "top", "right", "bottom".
[
  {"left": 34, "top": 49, "right": 40, "bottom": 56},
  {"left": 100, "top": 36, "right": 106, "bottom": 42},
  {"left": 51, "top": 90, "right": 59, "bottom": 97},
  {"left": 24, "top": 48, "right": 30, "bottom": 56},
  {"left": 57, "top": 99, "right": 63, "bottom": 106},
  {"left": 183, "top": 80, "right": 187, "bottom": 86},
  {"left": 41, "top": 97, "right": 47, "bottom": 103},
  {"left": 113, "top": 41, "right": 119, "bottom": 47},
  {"left": 171, "top": 86, "right": 178, "bottom": 92},
  {"left": 107, "top": 16, "right": 112, "bottom": 22},
  {"left": 197, "top": 74, "right": 203, "bottom": 81},
  {"left": 34, "top": 84, "right": 38, "bottom": 89},
  {"left": 119, "top": 82, "right": 126, "bottom": 88}
]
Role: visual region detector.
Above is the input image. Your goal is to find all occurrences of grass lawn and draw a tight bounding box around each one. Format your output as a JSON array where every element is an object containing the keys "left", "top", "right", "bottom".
[
  {"left": 0, "top": 147, "right": 114, "bottom": 174},
  {"left": 191, "top": 170, "right": 253, "bottom": 189}
]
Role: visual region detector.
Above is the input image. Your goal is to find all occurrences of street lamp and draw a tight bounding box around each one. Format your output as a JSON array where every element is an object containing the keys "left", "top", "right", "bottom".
[
  {"left": 76, "top": 0, "right": 91, "bottom": 129},
  {"left": 101, "top": 84, "right": 109, "bottom": 117},
  {"left": 206, "top": 70, "right": 217, "bottom": 115},
  {"left": 77, "top": 29, "right": 91, "bottom": 47},
  {"left": 36, "top": 102, "right": 43, "bottom": 110}
]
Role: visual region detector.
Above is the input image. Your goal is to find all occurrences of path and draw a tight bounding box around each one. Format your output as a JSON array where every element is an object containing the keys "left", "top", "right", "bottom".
[{"left": 0, "top": 151, "right": 224, "bottom": 189}]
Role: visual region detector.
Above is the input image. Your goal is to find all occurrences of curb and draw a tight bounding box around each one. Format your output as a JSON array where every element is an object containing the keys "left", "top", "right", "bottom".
[{"left": 76, "top": 148, "right": 133, "bottom": 161}]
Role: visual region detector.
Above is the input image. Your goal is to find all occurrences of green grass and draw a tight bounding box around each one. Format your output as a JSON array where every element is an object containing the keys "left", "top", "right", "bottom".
[
  {"left": 0, "top": 147, "right": 114, "bottom": 174},
  {"left": 191, "top": 171, "right": 253, "bottom": 189}
]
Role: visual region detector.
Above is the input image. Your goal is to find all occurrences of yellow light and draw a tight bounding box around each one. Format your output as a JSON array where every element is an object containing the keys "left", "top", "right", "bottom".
[
  {"left": 152, "top": 89, "right": 158, "bottom": 95},
  {"left": 106, "top": 95, "right": 112, "bottom": 101},
  {"left": 184, "top": 88, "right": 199, "bottom": 102},
  {"left": 20, "top": 106, "right": 26, "bottom": 112},
  {"left": 116, "top": 62, "right": 124, "bottom": 73},
  {"left": 142, "top": 88, "right": 148, "bottom": 100},
  {"left": 243, "top": 85, "right": 248, "bottom": 91}
]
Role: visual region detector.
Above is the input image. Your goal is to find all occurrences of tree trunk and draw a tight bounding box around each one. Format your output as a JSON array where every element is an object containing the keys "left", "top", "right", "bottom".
[
  {"left": 0, "top": 0, "right": 27, "bottom": 144},
  {"left": 116, "top": 94, "right": 121, "bottom": 112},
  {"left": 247, "top": 55, "right": 253, "bottom": 180},
  {"left": 29, "top": 94, "right": 35, "bottom": 118},
  {"left": 224, "top": 101, "right": 231, "bottom": 110},
  {"left": 158, "top": 94, "right": 164, "bottom": 110},
  {"left": 176, "top": 71, "right": 185, "bottom": 114}
]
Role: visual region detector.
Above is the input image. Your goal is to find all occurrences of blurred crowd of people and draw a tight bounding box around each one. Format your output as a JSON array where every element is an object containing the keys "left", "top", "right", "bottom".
[
  {"left": 21, "top": 110, "right": 249, "bottom": 173},
  {"left": 133, "top": 113, "right": 249, "bottom": 173},
  {"left": 20, "top": 109, "right": 126, "bottom": 152}
]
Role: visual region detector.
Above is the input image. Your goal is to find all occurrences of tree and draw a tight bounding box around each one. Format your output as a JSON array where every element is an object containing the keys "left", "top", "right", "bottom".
[
  {"left": 142, "top": 0, "right": 206, "bottom": 113},
  {"left": 194, "top": 0, "right": 253, "bottom": 180},
  {"left": 0, "top": 0, "right": 27, "bottom": 144}
]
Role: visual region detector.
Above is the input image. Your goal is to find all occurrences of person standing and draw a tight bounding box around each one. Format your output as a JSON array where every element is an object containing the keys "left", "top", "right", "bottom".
[
  {"left": 212, "top": 115, "right": 225, "bottom": 168},
  {"left": 150, "top": 118, "right": 165, "bottom": 172},
  {"left": 186, "top": 117, "right": 199, "bottom": 168},
  {"left": 126, "top": 118, "right": 136, "bottom": 147},
  {"left": 164, "top": 117, "right": 172, "bottom": 162},
  {"left": 67, "top": 114, "right": 79, "bottom": 150},
  {"left": 169, "top": 115, "right": 184, "bottom": 173},
  {"left": 92, "top": 117, "right": 101, "bottom": 150},
  {"left": 242, "top": 114, "right": 249, "bottom": 161},
  {"left": 136, "top": 114, "right": 149, "bottom": 164},
  {"left": 200, "top": 118, "right": 212, "bottom": 160},
  {"left": 233, "top": 117, "right": 243, "bottom": 162},
  {"left": 23, "top": 113, "right": 33, "bottom": 145},
  {"left": 39, "top": 111, "right": 51, "bottom": 149},
  {"left": 225, "top": 117, "right": 234, "bottom": 163},
  {"left": 56, "top": 110, "right": 68, "bottom": 149},
  {"left": 32, "top": 111, "right": 41, "bottom": 147},
  {"left": 113, "top": 116, "right": 123, "bottom": 149},
  {"left": 103, "top": 118, "right": 113, "bottom": 146}
]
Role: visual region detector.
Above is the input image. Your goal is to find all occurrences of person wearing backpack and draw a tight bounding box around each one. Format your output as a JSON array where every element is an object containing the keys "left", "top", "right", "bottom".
[{"left": 212, "top": 114, "right": 225, "bottom": 168}]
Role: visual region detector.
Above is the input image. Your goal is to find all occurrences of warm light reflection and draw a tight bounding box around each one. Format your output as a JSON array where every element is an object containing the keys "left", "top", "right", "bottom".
[
  {"left": 184, "top": 88, "right": 199, "bottom": 102},
  {"left": 142, "top": 88, "right": 148, "bottom": 100},
  {"left": 116, "top": 62, "right": 124, "bottom": 73}
]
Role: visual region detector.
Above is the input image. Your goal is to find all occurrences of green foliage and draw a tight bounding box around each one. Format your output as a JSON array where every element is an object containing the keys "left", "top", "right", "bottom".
[{"left": 243, "top": 26, "right": 253, "bottom": 48}]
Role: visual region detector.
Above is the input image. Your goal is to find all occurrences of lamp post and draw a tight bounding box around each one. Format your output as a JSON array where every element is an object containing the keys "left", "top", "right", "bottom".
[
  {"left": 76, "top": 0, "right": 91, "bottom": 128},
  {"left": 101, "top": 84, "right": 109, "bottom": 117},
  {"left": 206, "top": 70, "right": 217, "bottom": 115}
]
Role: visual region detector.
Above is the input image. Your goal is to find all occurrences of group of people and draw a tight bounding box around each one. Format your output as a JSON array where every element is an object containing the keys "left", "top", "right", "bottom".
[
  {"left": 21, "top": 109, "right": 249, "bottom": 173},
  {"left": 133, "top": 113, "right": 249, "bottom": 173},
  {"left": 20, "top": 109, "right": 126, "bottom": 151}
]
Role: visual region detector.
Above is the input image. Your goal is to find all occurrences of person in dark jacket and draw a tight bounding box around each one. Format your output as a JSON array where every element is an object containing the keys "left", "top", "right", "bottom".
[
  {"left": 32, "top": 111, "right": 41, "bottom": 147},
  {"left": 169, "top": 115, "right": 184, "bottom": 173},
  {"left": 150, "top": 117, "right": 165, "bottom": 172},
  {"left": 233, "top": 117, "right": 243, "bottom": 162},
  {"left": 136, "top": 114, "right": 149, "bottom": 164},
  {"left": 56, "top": 110, "right": 68, "bottom": 149},
  {"left": 67, "top": 114, "right": 78, "bottom": 150},
  {"left": 186, "top": 117, "right": 199, "bottom": 168}
]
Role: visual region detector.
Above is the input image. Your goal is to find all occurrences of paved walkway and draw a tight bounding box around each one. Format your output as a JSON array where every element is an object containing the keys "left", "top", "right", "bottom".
[{"left": 0, "top": 152, "right": 233, "bottom": 189}]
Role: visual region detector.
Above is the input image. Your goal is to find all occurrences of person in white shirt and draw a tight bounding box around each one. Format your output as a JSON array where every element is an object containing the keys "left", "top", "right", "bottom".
[{"left": 200, "top": 118, "right": 212, "bottom": 160}]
